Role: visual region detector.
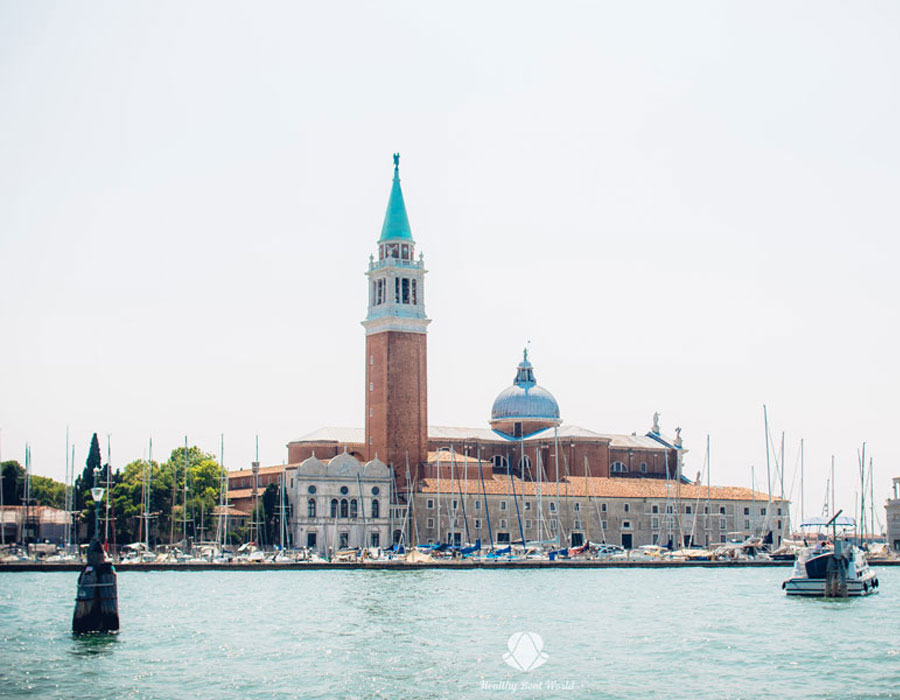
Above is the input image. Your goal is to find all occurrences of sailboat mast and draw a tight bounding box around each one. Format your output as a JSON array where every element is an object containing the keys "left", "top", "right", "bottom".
[
  {"left": 870, "top": 457, "right": 876, "bottom": 543},
  {"left": 477, "top": 446, "right": 493, "bottom": 548},
  {"left": 706, "top": 435, "right": 711, "bottom": 547},
  {"left": 182, "top": 436, "right": 188, "bottom": 544},
  {"left": 831, "top": 455, "right": 835, "bottom": 522},
  {"left": 105, "top": 435, "right": 111, "bottom": 546},
  {"left": 763, "top": 405, "right": 772, "bottom": 519},
  {"left": 436, "top": 449, "right": 442, "bottom": 544},
  {"left": 800, "top": 438, "right": 805, "bottom": 526}
]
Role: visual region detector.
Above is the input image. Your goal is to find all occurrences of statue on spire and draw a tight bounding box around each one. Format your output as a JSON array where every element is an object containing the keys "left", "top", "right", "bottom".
[{"left": 393, "top": 152, "right": 400, "bottom": 167}]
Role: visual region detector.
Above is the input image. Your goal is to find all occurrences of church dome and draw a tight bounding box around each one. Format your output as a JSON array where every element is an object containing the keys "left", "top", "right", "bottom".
[{"left": 490, "top": 350, "right": 560, "bottom": 439}]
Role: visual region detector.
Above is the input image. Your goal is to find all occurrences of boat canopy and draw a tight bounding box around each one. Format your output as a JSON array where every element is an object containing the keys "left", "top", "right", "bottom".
[{"left": 800, "top": 516, "right": 856, "bottom": 527}]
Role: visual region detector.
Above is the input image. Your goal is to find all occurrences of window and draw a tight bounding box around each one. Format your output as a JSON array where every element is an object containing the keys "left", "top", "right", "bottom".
[
  {"left": 474, "top": 500, "right": 481, "bottom": 511},
  {"left": 666, "top": 505, "right": 673, "bottom": 514},
  {"left": 743, "top": 507, "right": 749, "bottom": 515},
  {"left": 524, "top": 502, "right": 532, "bottom": 511},
  {"left": 340, "top": 499, "right": 349, "bottom": 518},
  {"left": 574, "top": 502, "right": 581, "bottom": 512},
  {"left": 497, "top": 533, "right": 510, "bottom": 544},
  {"left": 500, "top": 500, "right": 508, "bottom": 511},
  {"left": 370, "top": 355, "right": 374, "bottom": 365},
  {"left": 307, "top": 532, "right": 317, "bottom": 549},
  {"left": 474, "top": 519, "right": 482, "bottom": 529},
  {"left": 372, "top": 499, "right": 380, "bottom": 518},
  {"left": 624, "top": 503, "right": 630, "bottom": 513},
  {"left": 652, "top": 505, "right": 659, "bottom": 514},
  {"left": 401, "top": 277, "right": 410, "bottom": 304},
  {"left": 519, "top": 455, "right": 532, "bottom": 471},
  {"left": 573, "top": 519, "right": 582, "bottom": 529},
  {"left": 370, "top": 532, "right": 380, "bottom": 548},
  {"left": 340, "top": 486, "right": 349, "bottom": 495},
  {"left": 761, "top": 507, "right": 767, "bottom": 516},
  {"left": 426, "top": 499, "right": 434, "bottom": 509},
  {"left": 652, "top": 517, "right": 659, "bottom": 529},
  {"left": 777, "top": 520, "right": 782, "bottom": 530},
  {"left": 777, "top": 508, "right": 782, "bottom": 516},
  {"left": 549, "top": 502, "right": 556, "bottom": 512},
  {"left": 452, "top": 499, "right": 459, "bottom": 511},
  {"left": 652, "top": 533, "right": 659, "bottom": 545},
  {"left": 640, "top": 462, "right": 647, "bottom": 473},
  {"left": 685, "top": 505, "right": 692, "bottom": 514},
  {"left": 339, "top": 533, "right": 349, "bottom": 549},
  {"left": 307, "top": 498, "right": 316, "bottom": 518},
  {"left": 611, "top": 461, "right": 627, "bottom": 473},
  {"left": 601, "top": 503, "right": 607, "bottom": 513},
  {"left": 720, "top": 535, "right": 727, "bottom": 543},
  {"left": 719, "top": 506, "right": 726, "bottom": 515},
  {"left": 394, "top": 277, "right": 400, "bottom": 303},
  {"left": 492, "top": 455, "right": 508, "bottom": 470},
  {"left": 330, "top": 499, "right": 338, "bottom": 518},
  {"left": 744, "top": 519, "right": 750, "bottom": 529},
  {"left": 426, "top": 518, "right": 435, "bottom": 528},
  {"left": 350, "top": 499, "right": 358, "bottom": 518},
  {"left": 525, "top": 519, "right": 532, "bottom": 530},
  {"left": 499, "top": 519, "right": 508, "bottom": 529},
  {"left": 601, "top": 520, "right": 608, "bottom": 530},
  {"left": 372, "top": 486, "right": 380, "bottom": 496},
  {"left": 720, "top": 519, "right": 726, "bottom": 529},
  {"left": 622, "top": 520, "right": 632, "bottom": 530},
  {"left": 369, "top": 383, "right": 374, "bottom": 392},
  {"left": 411, "top": 279, "right": 417, "bottom": 305},
  {"left": 307, "top": 485, "right": 316, "bottom": 495}
]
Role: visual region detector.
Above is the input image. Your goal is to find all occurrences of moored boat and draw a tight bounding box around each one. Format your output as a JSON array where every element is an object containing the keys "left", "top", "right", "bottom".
[{"left": 782, "top": 542, "right": 879, "bottom": 597}]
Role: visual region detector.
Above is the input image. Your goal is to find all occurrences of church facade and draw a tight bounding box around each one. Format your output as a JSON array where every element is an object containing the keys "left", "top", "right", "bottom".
[{"left": 228, "top": 155, "right": 789, "bottom": 552}]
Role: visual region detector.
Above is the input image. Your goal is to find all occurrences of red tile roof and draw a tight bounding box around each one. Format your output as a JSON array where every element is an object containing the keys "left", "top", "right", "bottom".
[{"left": 418, "top": 475, "right": 779, "bottom": 502}]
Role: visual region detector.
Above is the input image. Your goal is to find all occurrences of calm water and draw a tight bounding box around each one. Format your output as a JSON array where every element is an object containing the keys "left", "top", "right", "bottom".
[{"left": 1, "top": 567, "right": 898, "bottom": 699}]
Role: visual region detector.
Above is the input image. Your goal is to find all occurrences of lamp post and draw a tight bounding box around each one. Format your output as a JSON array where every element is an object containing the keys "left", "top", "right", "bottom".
[{"left": 90, "top": 467, "right": 105, "bottom": 541}]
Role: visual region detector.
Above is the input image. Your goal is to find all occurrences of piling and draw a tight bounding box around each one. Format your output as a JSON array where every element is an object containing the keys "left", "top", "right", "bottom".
[{"left": 72, "top": 538, "right": 119, "bottom": 633}]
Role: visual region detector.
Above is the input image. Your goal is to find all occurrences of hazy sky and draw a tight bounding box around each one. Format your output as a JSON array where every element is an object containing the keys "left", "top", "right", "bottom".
[{"left": 2, "top": 1, "right": 898, "bottom": 528}]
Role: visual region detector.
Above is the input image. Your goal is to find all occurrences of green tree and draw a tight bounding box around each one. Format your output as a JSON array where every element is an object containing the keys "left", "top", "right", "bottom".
[
  {"left": 74, "top": 433, "right": 103, "bottom": 512},
  {"left": 1, "top": 461, "right": 25, "bottom": 507},
  {"left": 165, "top": 446, "right": 224, "bottom": 545},
  {"left": 29, "top": 475, "right": 66, "bottom": 508}
]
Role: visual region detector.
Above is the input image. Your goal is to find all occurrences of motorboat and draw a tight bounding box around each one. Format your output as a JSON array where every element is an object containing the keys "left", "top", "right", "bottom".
[{"left": 782, "top": 542, "right": 879, "bottom": 597}]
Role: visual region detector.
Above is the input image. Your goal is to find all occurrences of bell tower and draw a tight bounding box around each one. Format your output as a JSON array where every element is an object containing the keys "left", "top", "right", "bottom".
[{"left": 363, "top": 154, "right": 430, "bottom": 488}]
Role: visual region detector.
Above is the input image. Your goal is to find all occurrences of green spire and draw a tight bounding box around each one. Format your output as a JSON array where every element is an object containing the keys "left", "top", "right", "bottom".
[{"left": 378, "top": 153, "right": 414, "bottom": 243}]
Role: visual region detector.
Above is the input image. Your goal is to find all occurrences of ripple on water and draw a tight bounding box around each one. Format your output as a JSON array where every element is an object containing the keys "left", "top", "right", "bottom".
[{"left": 0, "top": 567, "right": 898, "bottom": 699}]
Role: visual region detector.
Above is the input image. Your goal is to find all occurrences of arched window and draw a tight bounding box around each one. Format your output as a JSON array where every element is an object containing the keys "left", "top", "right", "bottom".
[
  {"left": 371, "top": 499, "right": 380, "bottom": 518},
  {"left": 492, "top": 455, "right": 508, "bottom": 470},
  {"left": 307, "top": 498, "right": 316, "bottom": 518},
  {"left": 350, "top": 499, "right": 358, "bottom": 518},
  {"left": 330, "top": 499, "right": 338, "bottom": 518},
  {"left": 611, "top": 461, "right": 627, "bottom": 473},
  {"left": 519, "top": 455, "right": 532, "bottom": 471},
  {"left": 340, "top": 499, "right": 349, "bottom": 518}
]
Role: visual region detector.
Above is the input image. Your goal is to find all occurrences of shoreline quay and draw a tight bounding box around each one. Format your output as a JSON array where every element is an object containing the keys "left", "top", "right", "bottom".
[{"left": 2, "top": 559, "right": 897, "bottom": 572}]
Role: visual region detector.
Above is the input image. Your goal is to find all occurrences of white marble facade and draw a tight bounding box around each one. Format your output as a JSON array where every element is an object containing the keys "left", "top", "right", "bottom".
[{"left": 289, "top": 451, "right": 393, "bottom": 554}]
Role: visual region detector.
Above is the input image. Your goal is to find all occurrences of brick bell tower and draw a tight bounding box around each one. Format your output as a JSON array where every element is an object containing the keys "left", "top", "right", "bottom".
[{"left": 363, "top": 154, "right": 430, "bottom": 489}]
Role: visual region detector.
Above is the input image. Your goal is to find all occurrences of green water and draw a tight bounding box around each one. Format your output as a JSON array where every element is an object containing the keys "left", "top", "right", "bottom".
[{"left": 1, "top": 567, "right": 898, "bottom": 699}]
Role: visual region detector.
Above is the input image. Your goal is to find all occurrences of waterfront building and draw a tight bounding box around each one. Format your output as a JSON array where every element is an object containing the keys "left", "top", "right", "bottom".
[
  {"left": 227, "top": 154, "right": 790, "bottom": 553},
  {"left": 887, "top": 477, "right": 900, "bottom": 551},
  {"left": 288, "top": 452, "right": 393, "bottom": 552},
  {"left": 0, "top": 505, "right": 69, "bottom": 545}
]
